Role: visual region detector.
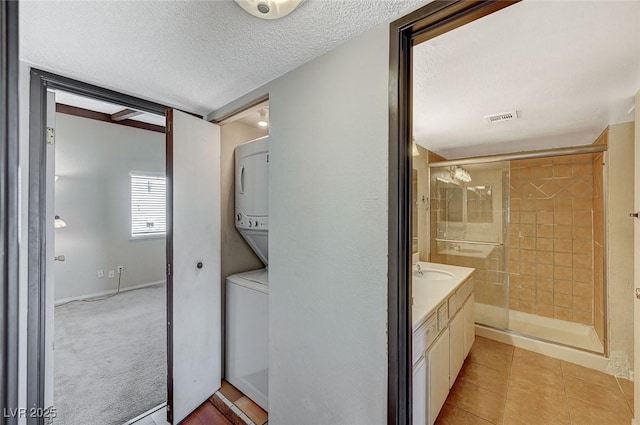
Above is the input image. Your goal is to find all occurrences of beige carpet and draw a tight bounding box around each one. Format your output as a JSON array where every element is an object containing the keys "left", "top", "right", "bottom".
[{"left": 54, "top": 284, "right": 166, "bottom": 425}]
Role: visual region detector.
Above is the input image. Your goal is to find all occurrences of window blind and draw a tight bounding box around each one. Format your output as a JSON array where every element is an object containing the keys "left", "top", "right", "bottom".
[{"left": 130, "top": 172, "right": 166, "bottom": 238}]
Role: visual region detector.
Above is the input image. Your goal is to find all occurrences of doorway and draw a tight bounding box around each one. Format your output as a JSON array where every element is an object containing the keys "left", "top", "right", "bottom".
[
  {"left": 50, "top": 89, "right": 167, "bottom": 424},
  {"left": 27, "top": 70, "right": 226, "bottom": 425},
  {"left": 390, "top": 1, "right": 639, "bottom": 424}
]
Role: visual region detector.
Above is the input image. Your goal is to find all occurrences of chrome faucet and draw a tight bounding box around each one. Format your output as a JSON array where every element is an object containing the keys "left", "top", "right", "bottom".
[
  {"left": 415, "top": 263, "right": 424, "bottom": 277},
  {"left": 448, "top": 243, "right": 461, "bottom": 251}
]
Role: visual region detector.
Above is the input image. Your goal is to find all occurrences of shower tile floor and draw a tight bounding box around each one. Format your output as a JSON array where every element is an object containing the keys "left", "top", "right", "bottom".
[{"left": 436, "top": 336, "right": 634, "bottom": 425}]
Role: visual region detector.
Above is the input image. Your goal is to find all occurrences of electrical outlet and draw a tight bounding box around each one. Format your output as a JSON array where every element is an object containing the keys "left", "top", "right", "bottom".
[
  {"left": 97, "top": 269, "right": 104, "bottom": 278},
  {"left": 117, "top": 265, "right": 124, "bottom": 274},
  {"left": 108, "top": 270, "right": 115, "bottom": 278}
]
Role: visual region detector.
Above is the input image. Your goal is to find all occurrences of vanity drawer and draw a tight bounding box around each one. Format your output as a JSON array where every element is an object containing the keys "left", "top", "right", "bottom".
[
  {"left": 414, "top": 314, "right": 440, "bottom": 363},
  {"left": 413, "top": 317, "right": 430, "bottom": 364},
  {"left": 457, "top": 278, "right": 474, "bottom": 304},
  {"left": 437, "top": 303, "right": 449, "bottom": 331},
  {"left": 424, "top": 314, "right": 439, "bottom": 349},
  {"left": 448, "top": 293, "right": 458, "bottom": 315}
]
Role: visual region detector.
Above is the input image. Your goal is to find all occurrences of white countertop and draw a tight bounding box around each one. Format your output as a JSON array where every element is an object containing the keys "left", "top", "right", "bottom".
[{"left": 412, "top": 262, "right": 475, "bottom": 331}]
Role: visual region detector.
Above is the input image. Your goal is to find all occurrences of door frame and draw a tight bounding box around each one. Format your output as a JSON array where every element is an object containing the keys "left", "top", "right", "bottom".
[
  {"left": 26, "top": 69, "right": 171, "bottom": 424},
  {"left": 387, "top": 1, "right": 518, "bottom": 423},
  {"left": 1, "top": 1, "right": 20, "bottom": 423}
]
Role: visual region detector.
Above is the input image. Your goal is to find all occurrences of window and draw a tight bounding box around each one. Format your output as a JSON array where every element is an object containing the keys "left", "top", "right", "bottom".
[{"left": 130, "top": 172, "right": 166, "bottom": 238}]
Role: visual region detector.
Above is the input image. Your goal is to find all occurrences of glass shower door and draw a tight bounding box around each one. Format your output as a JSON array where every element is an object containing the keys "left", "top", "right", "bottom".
[{"left": 429, "top": 161, "right": 510, "bottom": 329}]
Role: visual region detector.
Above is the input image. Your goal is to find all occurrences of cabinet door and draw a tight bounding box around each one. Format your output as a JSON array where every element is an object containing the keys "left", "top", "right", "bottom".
[
  {"left": 413, "top": 356, "right": 427, "bottom": 425},
  {"left": 463, "top": 293, "right": 475, "bottom": 357},
  {"left": 449, "top": 310, "right": 465, "bottom": 388},
  {"left": 428, "top": 328, "right": 450, "bottom": 425}
]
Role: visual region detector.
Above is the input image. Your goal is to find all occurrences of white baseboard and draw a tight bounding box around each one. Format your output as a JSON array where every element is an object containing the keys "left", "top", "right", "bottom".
[{"left": 54, "top": 280, "right": 166, "bottom": 306}]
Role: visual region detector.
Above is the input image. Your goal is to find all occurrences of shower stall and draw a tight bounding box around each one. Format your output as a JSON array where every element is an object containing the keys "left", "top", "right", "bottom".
[{"left": 428, "top": 145, "right": 607, "bottom": 354}]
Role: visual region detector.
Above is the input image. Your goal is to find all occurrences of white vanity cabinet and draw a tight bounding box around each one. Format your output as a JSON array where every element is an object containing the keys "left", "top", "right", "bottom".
[
  {"left": 427, "top": 328, "right": 450, "bottom": 425},
  {"left": 448, "top": 309, "right": 464, "bottom": 389},
  {"left": 463, "top": 293, "right": 475, "bottom": 357},
  {"left": 413, "top": 356, "right": 427, "bottom": 425},
  {"left": 412, "top": 274, "right": 474, "bottom": 425}
]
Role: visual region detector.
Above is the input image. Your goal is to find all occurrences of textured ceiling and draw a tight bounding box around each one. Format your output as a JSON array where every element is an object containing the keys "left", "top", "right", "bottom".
[
  {"left": 21, "top": 0, "right": 424, "bottom": 116},
  {"left": 413, "top": 1, "right": 640, "bottom": 159}
]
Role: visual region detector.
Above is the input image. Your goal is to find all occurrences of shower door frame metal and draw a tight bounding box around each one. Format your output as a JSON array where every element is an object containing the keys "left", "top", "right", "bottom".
[{"left": 427, "top": 144, "right": 608, "bottom": 168}]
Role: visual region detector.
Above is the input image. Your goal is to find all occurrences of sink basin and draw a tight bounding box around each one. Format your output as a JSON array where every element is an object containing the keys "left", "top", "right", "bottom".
[{"left": 413, "top": 269, "right": 455, "bottom": 280}]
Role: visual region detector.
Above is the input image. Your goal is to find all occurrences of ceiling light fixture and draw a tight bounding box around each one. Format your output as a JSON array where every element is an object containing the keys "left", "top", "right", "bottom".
[
  {"left": 257, "top": 109, "right": 268, "bottom": 127},
  {"left": 453, "top": 167, "right": 472, "bottom": 183},
  {"left": 235, "top": 0, "right": 304, "bottom": 20},
  {"left": 54, "top": 215, "right": 67, "bottom": 229}
]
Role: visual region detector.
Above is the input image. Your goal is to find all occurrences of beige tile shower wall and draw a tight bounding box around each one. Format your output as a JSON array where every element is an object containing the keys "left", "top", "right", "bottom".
[{"left": 509, "top": 154, "right": 596, "bottom": 325}]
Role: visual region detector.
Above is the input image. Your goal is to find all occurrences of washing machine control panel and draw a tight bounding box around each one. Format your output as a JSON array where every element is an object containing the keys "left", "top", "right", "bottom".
[{"left": 236, "top": 211, "right": 268, "bottom": 230}]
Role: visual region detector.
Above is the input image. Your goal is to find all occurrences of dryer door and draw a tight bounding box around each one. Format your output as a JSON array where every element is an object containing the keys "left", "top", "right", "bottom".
[{"left": 236, "top": 144, "right": 268, "bottom": 219}]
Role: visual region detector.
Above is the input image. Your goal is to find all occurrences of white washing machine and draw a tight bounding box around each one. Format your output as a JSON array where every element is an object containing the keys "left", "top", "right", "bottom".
[{"left": 225, "top": 268, "right": 269, "bottom": 411}]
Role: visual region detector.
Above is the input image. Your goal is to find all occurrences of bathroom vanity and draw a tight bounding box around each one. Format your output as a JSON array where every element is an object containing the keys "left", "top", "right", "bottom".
[{"left": 411, "top": 262, "right": 475, "bottom": 425}]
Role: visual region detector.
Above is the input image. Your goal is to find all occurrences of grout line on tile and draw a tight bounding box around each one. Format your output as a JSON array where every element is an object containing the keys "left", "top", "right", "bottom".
[
  {"left": 445, "top": 400, "right": 496, "bottom": 425},
  {"left": 499, "top": 345, "right": 514, "bottom": 425},
  {"left": 559, "top": 356, "right": 573, "bottom": 425}
]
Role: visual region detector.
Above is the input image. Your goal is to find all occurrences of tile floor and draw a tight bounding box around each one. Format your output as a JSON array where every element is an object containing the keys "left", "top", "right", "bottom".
[
  {"left": 216, "top": 381, "right": 268, "bottom": 425},
  {"left": 130, "top": 381, "right": 268, "bottom": 425},
  {"left": 182, "top": 401, "right": 233, "bottom": 425},
  {"left": 436, "top": 336, "right": 634, "bottom": 425}
]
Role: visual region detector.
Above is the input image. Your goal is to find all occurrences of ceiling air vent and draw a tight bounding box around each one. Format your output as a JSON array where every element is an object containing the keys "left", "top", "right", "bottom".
[{"left": 484, "top": 111, "right": 518, "bottom": 123}]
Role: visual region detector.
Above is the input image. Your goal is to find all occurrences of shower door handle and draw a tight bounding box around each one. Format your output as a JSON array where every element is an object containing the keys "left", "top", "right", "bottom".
[
  {"left": 629, "top": 212, "right": 639, "bottom": 218},
  {"left": 636, "top": 288, "right": 640, "bottom": 300}
]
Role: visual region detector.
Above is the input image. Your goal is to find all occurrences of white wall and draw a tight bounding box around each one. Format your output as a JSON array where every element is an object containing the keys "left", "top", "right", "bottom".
[
  {"left": 54, "top": 113, "right": 165, "bottom": 301},
  {"left": 269, "top": 27, "right": 390, "bottom": 423},
  {"left": 212, "top": 22, "right": 393, "bottom": 424}
]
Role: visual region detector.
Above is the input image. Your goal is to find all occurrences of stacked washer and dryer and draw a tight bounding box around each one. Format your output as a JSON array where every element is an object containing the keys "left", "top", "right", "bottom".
[{"left": 225, "top": 136, "right": 269, "bottom": 412}]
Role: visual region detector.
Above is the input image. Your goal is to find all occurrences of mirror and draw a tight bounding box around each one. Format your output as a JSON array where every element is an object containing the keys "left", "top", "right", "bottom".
[
  {"left": 439, "top": 186, "right": 463, "bottom": 222},
  {"left": 466, "top": 185, "right": 493, "bottom": 223}
]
